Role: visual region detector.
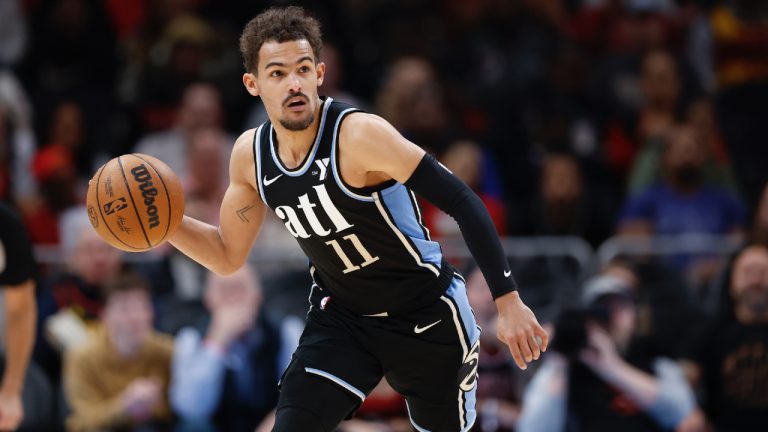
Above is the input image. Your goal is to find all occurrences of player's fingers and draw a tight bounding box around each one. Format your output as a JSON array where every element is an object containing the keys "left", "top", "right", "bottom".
[
  {"left": 529, "top": 332, "right": 541, "bottom": 360},
  {"left": 535, "top": 325, "right": 550, "bottom": 352},
  {"left": 508, "top": 341, "right": 527, "bottom": 370},
  {"left": 518, "top": 332, "right": 534, "bottom": 363}
]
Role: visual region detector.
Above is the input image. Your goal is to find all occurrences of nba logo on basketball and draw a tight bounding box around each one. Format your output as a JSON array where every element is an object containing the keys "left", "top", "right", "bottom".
[{"left": 102, "top": 197, "right": 128, "bottom": 215}]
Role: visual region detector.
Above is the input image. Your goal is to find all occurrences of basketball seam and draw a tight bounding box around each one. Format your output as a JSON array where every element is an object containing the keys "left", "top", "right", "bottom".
[
  {"left": 94, "top": 163, "right": 142, "bottom": 250},
  {"left": 132, "top": 154, "right": 173, "bottom": 246},
  {"left": 117, "top": 156, "right": 153, "bottom": 249}
]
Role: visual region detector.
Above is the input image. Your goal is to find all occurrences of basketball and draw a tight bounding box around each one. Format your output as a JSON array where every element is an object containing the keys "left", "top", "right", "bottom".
[{"left": 86, "top": 154, "right": 185, "bottom": 252}]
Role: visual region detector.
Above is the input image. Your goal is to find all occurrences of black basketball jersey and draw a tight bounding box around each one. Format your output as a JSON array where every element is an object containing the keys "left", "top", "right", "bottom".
[{"left": 253, "top": 97, "right": 455, "bottom": 316}]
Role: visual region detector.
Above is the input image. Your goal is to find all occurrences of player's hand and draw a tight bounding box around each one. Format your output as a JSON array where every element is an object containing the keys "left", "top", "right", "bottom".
[
  {"left": 495, "top": 291, "right": 548, "bottom": 370},
  {"left": 0, "top": 391, "right": 24, "bottom": 430}
]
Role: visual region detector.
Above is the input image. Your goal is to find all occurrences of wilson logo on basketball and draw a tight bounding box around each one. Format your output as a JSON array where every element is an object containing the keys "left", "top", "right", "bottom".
[
  {"left": 102, "top": 197, "right": 128, "bottom": 215},
  {"left": 130, "top": 164, "right": 160, "bottom": 229}
]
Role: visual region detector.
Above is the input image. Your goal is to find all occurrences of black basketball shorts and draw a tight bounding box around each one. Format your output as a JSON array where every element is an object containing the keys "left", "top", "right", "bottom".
[{"left": 275, "top": 275, "right": 481, "bottom": 432}]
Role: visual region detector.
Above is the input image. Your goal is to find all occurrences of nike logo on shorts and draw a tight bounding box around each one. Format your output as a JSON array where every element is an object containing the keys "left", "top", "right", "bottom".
[
  {"left": 264, "top": 174, "right": 284, "bottom": 186},
  {"left": 414, "top": 320, "right": 441, "bottom": 334},
  {"left": 504, "top": 270, "right": 512, "bottom": 277}
]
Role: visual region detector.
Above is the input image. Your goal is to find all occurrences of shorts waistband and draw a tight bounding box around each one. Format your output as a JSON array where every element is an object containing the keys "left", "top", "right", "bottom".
[{"left": 309, "top": 259, "right": 457, "bottom": 317}]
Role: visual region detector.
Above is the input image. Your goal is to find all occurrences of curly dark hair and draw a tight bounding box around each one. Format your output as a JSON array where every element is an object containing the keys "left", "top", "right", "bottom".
[{"left": 239, "top": 6, "right": 323, "bottom": 73}]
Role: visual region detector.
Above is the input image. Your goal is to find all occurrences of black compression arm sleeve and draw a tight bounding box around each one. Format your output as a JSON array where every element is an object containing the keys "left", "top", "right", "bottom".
[{"left": 405, "top": 154, "right": 517, "bottom": 299}]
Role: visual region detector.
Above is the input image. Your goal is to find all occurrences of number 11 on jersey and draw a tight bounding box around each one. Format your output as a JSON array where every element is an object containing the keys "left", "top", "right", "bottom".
[{"left": 326, "top": 234, "right": 380, "bottom": 274}]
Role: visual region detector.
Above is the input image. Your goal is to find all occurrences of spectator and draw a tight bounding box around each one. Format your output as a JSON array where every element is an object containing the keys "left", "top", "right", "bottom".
[
  {"left": 688, "top": 244, "right": 768, "bottom": 431},
  {"left": 34, "top": 206, "right": 122, "bottom": 384},
  {"left": 134, "top": 82, "right": 230, "bottom": 185},
  {"left": 135, "top": 13, "right": 218, "bottom": 131},
  {"left": 617, "top": 124, "right": 745, "bottom": 236},
  {"left": 171, "top": 265, "right": 300, "bottom": 432},
  {"left": 374, "top": 57, "right": 453, "bottom": 153},
  {"left": 420, "top": 140, "right": 507, "bottom": 239},
  {"left": 628, "top": 96, "right": 739, "bottom": 196},
  {"left": 24, "top": 142, "right": 79, "bottom": 245},
  {"left": 529, "top": 151, "right": 614, "bottom": 247},
  {"left": 518, "top": 273, "right": 700, "bottom": 432},
  {"left": 185, "top": 128, "right": 229, "bottom": 225},
  {"left": 708, "top": 1, "right": 768, "bottom": 91},
  {"left": 19, "top": 0, "right": 118, "bottom": 171},
  {"left": 64, "top": 272, "right": 173, "bottom": 432},
  {"left": 43, "top": 102, "right": 88, "bottom": 179},
  {"left": 0, "top": 203, "right": 38, "bottom": 430},
  {"left": 603, "top": 49, "right": 682, "bottom": 175},
  {"left": 708, "top": 0, "right": 768, "bottom": 210},
  {"left": 599, "top": 259, "right": 706, "bottom": 359}
]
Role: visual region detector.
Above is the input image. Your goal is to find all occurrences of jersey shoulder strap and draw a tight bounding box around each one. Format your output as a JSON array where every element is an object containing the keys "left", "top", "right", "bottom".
[{"left": 315, "top": 98, "right": 362, "bottom": 156}]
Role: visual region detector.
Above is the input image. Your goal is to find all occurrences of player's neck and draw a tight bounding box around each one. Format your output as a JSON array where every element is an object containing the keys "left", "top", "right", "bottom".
[{"left": 272, "top": 100, "right": 323, "bottom": 163}]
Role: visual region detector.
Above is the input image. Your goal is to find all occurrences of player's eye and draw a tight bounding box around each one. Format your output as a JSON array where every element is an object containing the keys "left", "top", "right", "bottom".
[
  {"left": 299, "top": 66, "right": 310, "bottom": 73},
  {"left": 270, "top": 70, "right": 283, "bottom": 78}
]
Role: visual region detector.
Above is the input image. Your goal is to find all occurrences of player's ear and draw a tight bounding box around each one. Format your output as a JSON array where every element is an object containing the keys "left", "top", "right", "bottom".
[
  {"left": 243, "top": 72, "right": 259, "bottom": 96},
  {"left": 316, "top": 62, "right": 325, "bottom": 87}
]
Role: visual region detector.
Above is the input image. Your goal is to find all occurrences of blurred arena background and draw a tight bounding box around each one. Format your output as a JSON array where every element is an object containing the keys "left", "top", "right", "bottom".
[{"left": 0, "top": 0, "right": 767, "bottom": 431}]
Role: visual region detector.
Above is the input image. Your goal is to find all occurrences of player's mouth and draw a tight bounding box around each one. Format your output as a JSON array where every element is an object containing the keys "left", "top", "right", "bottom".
[{"left": 285, "top": 96, "right": 308, "bottom": 112}]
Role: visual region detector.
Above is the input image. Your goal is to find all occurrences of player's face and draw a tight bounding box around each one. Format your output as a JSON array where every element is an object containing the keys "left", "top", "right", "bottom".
[{"left": 244, "top": 39, "right": 325, "bottom": 131}]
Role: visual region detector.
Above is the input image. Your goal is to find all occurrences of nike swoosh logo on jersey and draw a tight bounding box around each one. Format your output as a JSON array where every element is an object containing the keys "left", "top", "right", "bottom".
[
  {"left": 504, "top": 270, "right": 512, "bottom": 277},
  {"left": 414, "top": 320, "right": 441, "bottom": 334},
  {"left": 263, "top": 174, "right": 283, "bottom": 186}
]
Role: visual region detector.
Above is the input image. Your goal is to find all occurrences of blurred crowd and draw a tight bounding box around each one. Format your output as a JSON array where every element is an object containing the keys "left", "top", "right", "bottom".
[{"left": 0, "top": 0, "right": 767, "bottom": 431}]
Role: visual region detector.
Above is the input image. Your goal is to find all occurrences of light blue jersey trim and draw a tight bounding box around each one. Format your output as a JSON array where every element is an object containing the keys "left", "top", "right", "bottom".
[
  {"left": 270, "top": 97, "right": 333, "bottom": 177},
  {"left": 380, "top": 184, "right": 442, "bottom": 268},
  {"left": 329, "top": 107, "right": 375, "bottom": 201},
  {"left": 304, "top": 367, "right": 366, "bottom": 402},
  {"left": 440, "top": 277, "right": 480, "bottom": 430},
  {"left": 373, "top": 191, "right": 441, "bottom": 276}
]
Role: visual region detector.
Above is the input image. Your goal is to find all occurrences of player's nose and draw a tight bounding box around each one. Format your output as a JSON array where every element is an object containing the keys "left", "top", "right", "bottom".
[{"left": 287, "top": 73, "right": 302, "bottom": 93}]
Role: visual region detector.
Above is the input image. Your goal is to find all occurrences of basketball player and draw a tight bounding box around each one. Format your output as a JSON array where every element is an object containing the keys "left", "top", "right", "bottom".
[
  {"left": 0, "top": 203, "right": 37, "bottom": 430},
  {"left": 168, "top": 6, "right": 548, "bottom": 431}
]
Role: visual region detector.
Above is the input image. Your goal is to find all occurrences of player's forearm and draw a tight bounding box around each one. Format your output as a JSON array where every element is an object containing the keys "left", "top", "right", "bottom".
[
  {"left": 1, "top": 280, "right": 36, "bottom": 396},
  {"left": 169, "top": 216, "right": 244, "bottom": 275},
  {"left": 405, "top": 154, "right": 516, "bottom": 298}
]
